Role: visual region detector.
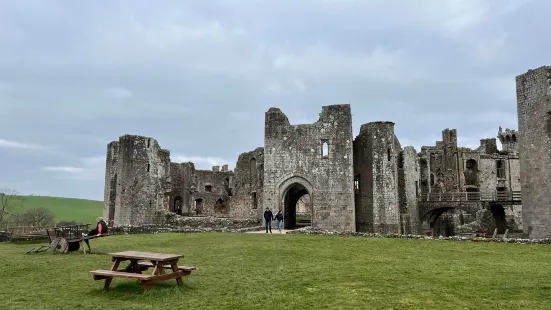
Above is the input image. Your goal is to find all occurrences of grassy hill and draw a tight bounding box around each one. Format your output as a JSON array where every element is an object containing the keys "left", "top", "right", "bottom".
[{"left": 18, "top": 195, "right": 103, "bottom": 225}]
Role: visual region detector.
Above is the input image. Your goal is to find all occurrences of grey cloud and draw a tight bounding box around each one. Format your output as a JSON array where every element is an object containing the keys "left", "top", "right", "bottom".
[{"left": 0, "top": 0, "right": 548, "bottom": 200}]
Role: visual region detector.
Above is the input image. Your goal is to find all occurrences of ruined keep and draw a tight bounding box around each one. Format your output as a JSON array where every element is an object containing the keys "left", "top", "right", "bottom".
[
  {"left": 416, "top": 128, "right": 522, "bottom": 237},
  {"left": 353, "top": 122, "right": 402, "bottom": 233},
  {"left": 104, "top": 103, "right": 524, "bottom": 237},
  {"left": 516, "top": 66, "right": 551, "bottom": 239},
  {"left": 263, "top": 105, "right": 355, "bottom": 231}
]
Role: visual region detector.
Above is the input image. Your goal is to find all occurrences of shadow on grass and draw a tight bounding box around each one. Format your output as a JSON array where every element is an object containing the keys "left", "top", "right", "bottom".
[{"left": 87, "top": 281, "right": 197, "bottom": 298}]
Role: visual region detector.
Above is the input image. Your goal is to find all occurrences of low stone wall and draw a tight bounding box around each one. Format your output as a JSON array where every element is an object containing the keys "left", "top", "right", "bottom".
[
  {"left": 158, "top": 212, "right": 262, "bottom": 229},
  {"left": 109, "top": 213, "right": 263, "bottom": 235},
  {"left": 109, "top": 224, "right": 263, "bottom": 235},
  {"left": 287, "top": 227, "right": 551, "bottom": 245}
]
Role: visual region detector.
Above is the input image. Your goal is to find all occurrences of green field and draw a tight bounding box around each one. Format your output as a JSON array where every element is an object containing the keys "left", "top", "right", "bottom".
[
  {"left": 17, "top": 195, "right": 103, "bottom": 224},
  {"left": 1, "top": 233, "right": 551, "bottom": 310}
]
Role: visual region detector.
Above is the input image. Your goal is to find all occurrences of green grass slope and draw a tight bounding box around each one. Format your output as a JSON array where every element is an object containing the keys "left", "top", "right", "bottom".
[
  {"left": 1, "top": 233, "right": 551, "bottom": 309},
  {"left": 19, "top": 195, "right": 103, "bottom": 224}
]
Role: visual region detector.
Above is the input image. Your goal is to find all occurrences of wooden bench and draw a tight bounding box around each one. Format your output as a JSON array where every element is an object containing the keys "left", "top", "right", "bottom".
[
  {"left": 90, "top": 270, "right": 154, "bottom": 281},
  {"left": 138, "top": 261, "right": 196, "bottom": 273},
  {"left": 90, "top": 251, "right": 194, "bottom": 292}
]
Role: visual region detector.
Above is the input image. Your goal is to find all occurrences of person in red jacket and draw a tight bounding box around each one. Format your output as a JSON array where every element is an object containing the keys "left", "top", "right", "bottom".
[{"left": 85, "top": 217, "right": 109, "bottom": 237}]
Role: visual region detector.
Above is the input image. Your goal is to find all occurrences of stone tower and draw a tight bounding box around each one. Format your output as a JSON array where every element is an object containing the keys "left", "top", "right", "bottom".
[
  {"left": 497, "top": 127, "right": 519, "bottom": 154},
  {"left": 263, "top": 105, "right": 356, "bottom": 231},
  {"left": 516, "top": 65, "right": 551, "bottom": 239},
  {"left": 103, "top": 135, "right": 172, "bottom": 226},
  {"left": 353, "top": 122, "right": 400, "bottom": 233}
]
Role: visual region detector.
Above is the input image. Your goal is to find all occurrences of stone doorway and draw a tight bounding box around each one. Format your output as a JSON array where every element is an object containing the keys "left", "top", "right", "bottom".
[{"left": 282, "top": 183, "right": 312, "bottom": 229}]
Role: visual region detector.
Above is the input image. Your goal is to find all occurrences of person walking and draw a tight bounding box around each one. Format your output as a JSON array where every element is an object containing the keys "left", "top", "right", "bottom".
[
  {"left": 275, "top": 210, "right": 284, "bottom": 233},
  {"left": 263, "top": 208, "right": 274, "bottom": 233}
]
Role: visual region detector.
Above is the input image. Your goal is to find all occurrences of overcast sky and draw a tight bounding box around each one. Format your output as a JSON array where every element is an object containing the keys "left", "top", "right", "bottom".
[{"left": 0, "top": 0, "right": 548, "bottom": 201}]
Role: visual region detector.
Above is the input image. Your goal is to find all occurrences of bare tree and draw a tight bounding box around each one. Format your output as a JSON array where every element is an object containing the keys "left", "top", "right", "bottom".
[
  {"left": 0, "top": 188, "right": 25, "bottom": 226},
  {"left": 18, "top": 207, "right": 55, "bottom": 227}
]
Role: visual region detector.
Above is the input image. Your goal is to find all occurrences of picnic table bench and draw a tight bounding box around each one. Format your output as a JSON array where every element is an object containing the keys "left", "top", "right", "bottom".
[{"left": 90, "top": 251, "right": 195, "bottom": 292}]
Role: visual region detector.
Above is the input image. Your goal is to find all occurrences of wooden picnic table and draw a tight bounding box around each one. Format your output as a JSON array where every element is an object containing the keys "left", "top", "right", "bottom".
[{"left": 89, "top": 251, "right": 196, "bottom": 292}]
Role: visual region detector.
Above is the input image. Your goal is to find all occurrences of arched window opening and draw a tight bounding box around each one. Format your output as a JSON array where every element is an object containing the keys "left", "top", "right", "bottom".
[
  {"left": 194, "top": 199, "right": 204, "bottom": 215},
  {"left": 250, "top": 157, "right": 257, "bottom": 180},
  {"left": 251, "top": 192, "right": 258, "bottom": 209},
  {"left": 464, "top": 159, "right": 479, "bottom": 186},
  {"left": 321, "top": 141, "right": 329, "bottom": 157},
  {"left": 214, "top": 198, "right": 228, "bottom": 214}
]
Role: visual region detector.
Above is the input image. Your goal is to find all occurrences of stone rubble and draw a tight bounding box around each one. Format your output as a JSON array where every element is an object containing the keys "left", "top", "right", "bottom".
[{"left": 287, "top": 226, "right": 551, "bottom": 245}]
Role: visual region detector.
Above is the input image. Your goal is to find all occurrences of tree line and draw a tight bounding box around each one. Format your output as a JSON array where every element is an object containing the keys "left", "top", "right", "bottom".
[{"left": 0, "top": 188, "right": 56, "bottom": 230}]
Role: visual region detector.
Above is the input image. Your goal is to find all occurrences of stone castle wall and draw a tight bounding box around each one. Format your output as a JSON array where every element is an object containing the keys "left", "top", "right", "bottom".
[
  {"left": 263, "top": 105, "right": 356, "bottom": 231},
  {"left": 401, "top": 146, "right": 421, "bottom": 234},
  {"left": 353, "top": 122, "right": 400, "bottom": 234},
  {"left": 106, "top": 135, "right": 171, "bottom": 226},
  {"left": 102, "top": 88, "right": 534, "bottom": 236},
  {"left": 230, "top": 148, "right": 264, "bottom": 219},
  {"left": 516, "top": 66, "right": 551, "bottom": 239}
]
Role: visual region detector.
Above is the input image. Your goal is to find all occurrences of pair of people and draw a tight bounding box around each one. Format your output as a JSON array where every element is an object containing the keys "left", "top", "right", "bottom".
[{"left": 263, "top": 208, "right": 284, "bottom": 233}]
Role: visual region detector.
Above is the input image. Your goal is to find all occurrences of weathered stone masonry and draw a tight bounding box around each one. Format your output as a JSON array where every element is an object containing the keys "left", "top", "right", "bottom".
[
  {"left": 263, "top": 105, "right": 356, "bottom": 231},
  {"left": 417, "top": 127, "right": 522, "bottom": 237},
  {"left": 105, "top": 101, "right": 526, "bottom": 236},
  {"left": 105, "top": 135, "right": 264, "bottom": 227},
  {"left": 105, "top": 135, "right": 171, "bottom": 226},
  {"left": 354, "top": 122, "right": 400, "bottom": 234},
  {"left": 516, "top": 66, "right": 551, "bottom": 239}
]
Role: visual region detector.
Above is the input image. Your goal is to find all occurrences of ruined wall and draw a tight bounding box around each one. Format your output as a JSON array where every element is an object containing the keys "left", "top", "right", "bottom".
[
  {"left": 191, "top": 168, "right": 233, "bottom": 217},
  {"left": 354, "top": 122, "right": 400, "bottom": 233},
  {"left": 475, "top": 153, "right": 519, "bottom": 193},
  {"left": 477, "top": 156, "right": 498, "bottom": 192},
  {"left": 103, "top": 141, "right": 119, "bottom": 225},
  {"left": 230, "top": 147, "right": 264, "bottom": 219},
  {"left": 401, "top": 146, "right": 421, "bottom": 234},
  {"left": 297, "top": 195, "right": 311, "bottom": 215},
  {"left": 478, "top": 139, "right": 499, "bottom": 155},
  {"left": 516, "top": 65, "right": 551, "bottom": 239},
  {"left": 420, "top": 129, "right": 459, "bottom": 194},
  {"left": 418, "top": 128, "right": 524, "bottom": 236},
  {"left": 169, "top": 162, "right": 195, "bottom": 215},
  {"left": 111, "top": 135, "right": 171, "bottom": 226},
  {"left": 263, "top": 105, "right": 355, "bottom": 231},
  {"left": 457, "top": 150, "right": 480, "bottom": 190},
  {"left": 509, "top": 157, "right": 521, "bottom": 191}
]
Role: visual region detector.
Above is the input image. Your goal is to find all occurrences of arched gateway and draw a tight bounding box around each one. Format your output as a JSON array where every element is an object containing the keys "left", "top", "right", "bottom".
[{"left": 278, "top": 176, "right": 314, "bottom": 229}]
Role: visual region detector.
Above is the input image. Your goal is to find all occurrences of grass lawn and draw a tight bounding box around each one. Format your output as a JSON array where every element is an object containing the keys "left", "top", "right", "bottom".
[
  {"left": 17, "top": 195, "right": 103, "bottom": 224},
  {"left": 1, "top": 233, "right": 551, "bottom": 310}
]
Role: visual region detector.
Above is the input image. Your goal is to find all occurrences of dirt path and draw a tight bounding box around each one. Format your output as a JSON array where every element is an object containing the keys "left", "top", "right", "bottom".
[{"left": 247, "top": 229, "right": 290, "bottom": 234}]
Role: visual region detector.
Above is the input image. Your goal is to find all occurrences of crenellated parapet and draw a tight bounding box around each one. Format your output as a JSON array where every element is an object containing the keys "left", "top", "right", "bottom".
[{"left": 497, "top": 127, "right": 519, "bottom": 154}]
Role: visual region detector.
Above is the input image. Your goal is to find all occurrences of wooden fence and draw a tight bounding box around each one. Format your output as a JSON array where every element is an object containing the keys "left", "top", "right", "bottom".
[{"left": 418, "top": 191, "right": 521, "bottom": 202}]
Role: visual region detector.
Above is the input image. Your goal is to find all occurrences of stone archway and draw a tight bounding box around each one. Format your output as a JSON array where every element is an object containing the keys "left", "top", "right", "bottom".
[
  {"left": 278, "top": 176, "right": 314, "bottom": 230},
  {"left": 173, "top": 196, "right": 183, "bottom": 215},
  {"left": 423, "top": 207, "right": 458, "bottom": 237},
  {"left": 490, "top": 204, "right": 507, "bottom": 234}
]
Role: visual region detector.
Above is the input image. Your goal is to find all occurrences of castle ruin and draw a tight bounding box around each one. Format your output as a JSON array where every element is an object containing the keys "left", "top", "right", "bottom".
[
  {"left": 106, "top": 112, "right": 529, "bottom": 237},
  {"left": 102, "top": 65, "right": 551, "bottom": 238}
]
